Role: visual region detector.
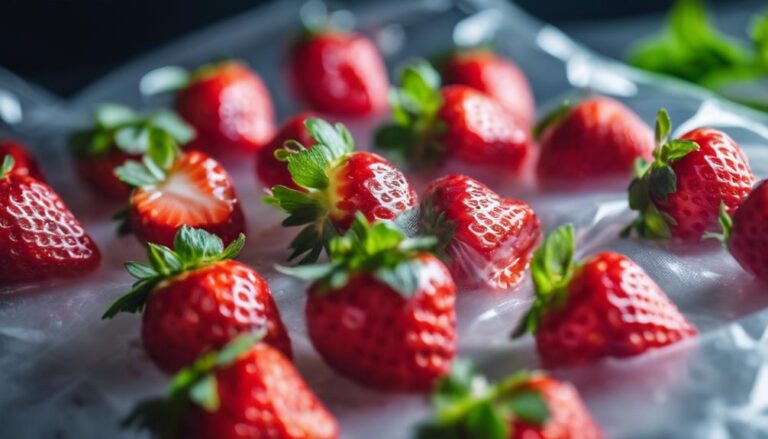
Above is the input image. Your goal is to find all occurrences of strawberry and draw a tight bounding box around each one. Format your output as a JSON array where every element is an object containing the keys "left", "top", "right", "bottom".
[
  {"left": 515, "top": 225, "right": 697, "bottom": 367},
  {"left": 625, "top": 109, "right": 754, "bottom": 242},
  {"left": 709, "top": 181, "right": 768, "bottom": 282},
  {"left": 103, "top": 226, "right": 291, "bottom": 373},
  {"left": 123, "top": 333, "right": 338, "bottom": 439},
  {"left": 288, "top": 28, "right": 388, "bottom": 115},
  {"left": 69, "top": 104, "right": 195, "bottom": 200},
  {"left": 442, "top": 49, "right": 535, "bottom": 128},
  {"left": 375, "top": 61, "right": 533, "bottom": 173},
  {"left": 280, "top": 215, "right": 456, "bottom": 392},
  {"left": 265, "top": 118, "right": 417, "bottom": 263},
  {"left": 255, "top": 112, "right": 315, "bottom": 190},
  {"left": 417, "top": 360, "right": 602, "bottom": 439},
  {"left": 0, "top": 155, "right": 100, "bottom": 284},
  {"left": 115, "top": 132, "right": 245, "bottom": 247},
  {"left": 535, "top": 97, "right": 654, "bottom": 188},
  {"left": 420, "top": 174, "right": 541, "bottom": 291},
  {"left": 0, "top": 139, "right": 45, "bottom": 181}
]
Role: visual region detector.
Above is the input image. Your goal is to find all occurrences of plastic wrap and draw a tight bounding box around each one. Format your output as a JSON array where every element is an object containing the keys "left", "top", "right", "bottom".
[{"left": 2, "top": 0, "right": 768, "bottom": 438}]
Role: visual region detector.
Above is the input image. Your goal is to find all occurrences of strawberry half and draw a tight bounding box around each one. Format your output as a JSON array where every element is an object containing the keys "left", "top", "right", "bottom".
[
  {"left": 535, "top": 97, "right": 655, "bottom": 188},
  {"left": 0, "top": 155, "right": 100, "bottom": 284},
  {"left": 255, "top": 112, "right": 316, "bottom": 190},
  {"left": 375, "top": 61, "right": 533, "bottom": 174},
  {"left": 420, "top": 174, "right": 541, "bottom": 291},
  {"left": 115, "top": 131, "right": 245, "bottom": 247},
  {"left": 69, "top": 104, "right": 195, "bottom": 200},
  {"left": 123, "top": 333, "right": 338, "bottom": 439},
  {"left": 265, "top": 118, "right": 417, "bottom": 263},
  {"left": 280, "top": 215, "right": 456, "bottom": 392},
  {"left": 417, "top": 360, "right": 603, "bottom": 438},
  {"left": 442, "top": 49, "right": 535, "bottom": 128},
  {"left": 103, "top": 226, "right": 291, "bottom": 373},
  {"left": 709, "top": 181, "right": 768, "bottom": 283},
  {"left": 288, "top": 28, "right": 388, "bottom": 116},
  {"left": 0, "top": 139, "right": 45, "bottom": 181},
  {"left": 515, "top": 225, "right": 697, "bottom": 367},
  {"left": 624, "top": 109, "right": 754, "bottom": 242}
]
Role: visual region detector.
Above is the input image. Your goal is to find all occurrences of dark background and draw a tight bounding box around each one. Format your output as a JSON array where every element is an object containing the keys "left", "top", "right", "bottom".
[{"left": 0, "top": 0, "right": 734, "bottom": 97}]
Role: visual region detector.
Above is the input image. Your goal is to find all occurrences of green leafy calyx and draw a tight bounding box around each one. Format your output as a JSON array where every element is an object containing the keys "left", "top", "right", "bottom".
[
  {"left": 374, "top": 60, "right": 446, "bottom": 168},
  {"left": 623, "top": 108, "right": 699, "bottom": 240},
  {"left": 513, "top": 224, "right": 577, "bottom": 337},
  {"left": 263, "top": 117, "right": 355, "bottom": 264},
  {"left": 113, "top": 128, "right": 183, "bottom": 189},
  {"left": 121, "top": 331, "right": 262, "bottom": 439},
  {"left": 102, "top": 226, "right": 245, "bottom": 318},
  {"left": 69, "top": 104, "right": 194, "bottom": 158},
  {"left": 416, "top": 360, "right": 550, "bottom": 439},
  {"left": 277, "top": 213, "right": 436, "bottom": 298},
  {"left": 703, "top": 201, "right": 733, "bottom": 245},
  {"left": 0, "top": 155, "right": 14, "bottom": 179}
]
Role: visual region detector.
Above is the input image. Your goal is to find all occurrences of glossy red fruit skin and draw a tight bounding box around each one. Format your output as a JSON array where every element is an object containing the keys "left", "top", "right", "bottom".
[
  {"left": 0, "top": 175, "right": 100, "bottom": 284},
  {"left": 129, "top": 151, "right": 246, "bottom": 248},
  {"left": 655, "top": 128, "right": 754, "bottom": 242},
  {"left": 438, "top": 85, "right": 533, "bottom": 172},
  {"left": 187, "top": 344, "right": 339, "bottom": 439},
  {"left": 328, "top": 151, "right": 417, "bottom": 231},
  {"left": 288, "top": 30, "right": 389, "bottom": 116},
  {"left": 535, "top": 252, "right": 697, "bottom": 368},
  {"left": 142, "top": 260, "right": 291, "bottom": 374},
  {"left": 423, "top": 175, "right": 541, "bottom": 291},
  {"left": 442, "top": 50, "right": 535, "bottom": 128},
  {"left": 306, "top": 254, "right": 456, "bottom": 392},
  {"left": 0, "top": 140, "right": 45, "bottom": 182},
  {"left": 511, "top": 376, "right": 603, "bottom": 439},
  {"left": 75, "top": 148, "right": 136, "bottom": 200},
  {"left": 176, "top": 61, "right": 275, "bottom": 155},
  {"left": 255, "top": 112, "right": 316, "bottom": 190},
  {"left": 727, "top": 179, "right": 768, "bottom": 282},
  {"left": 537, "top": 97, "right": 654, "bottom": 188}
]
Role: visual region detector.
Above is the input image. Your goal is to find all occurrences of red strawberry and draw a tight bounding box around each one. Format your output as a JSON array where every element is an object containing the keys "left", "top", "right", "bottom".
[
  {"left": 255, "top": 112, "right": 316, "bottom": 190},
  {"left": 115, "top": 135, "right": 245, "bottom": 248},
  {"left": 266, "top": 118, "right": 417, "bottom": 263},
  {"left": 625, "top": 109, "right": 754, "bottom": 242},
  {"left": 103, "top": 226, "right": 291, "bottom": 373},
  {"left": 710, "top": 180, "right": 768, "bottom": 282},
  {"left": 288, "top": 29, "right": 388, "bottom": 115},
  {"left": 69, "top": 104, "right": 195, "bottom": 200},
  {"left": 175, "top": 61, "right": 275, "bottom": 155},
  {"left": 376, "top": 62, "right": 533, "bottom": 174},
  {"left": 536, "top": 97, "right": 654, "bottom": 188},
  {"left": 281, "top": 216, "right": 456, "bottom": 392},
  {"left": 0, "top": 140, "right": 45, "bottom": 181},
  {"left": 442, "top": 49, "right": 535, "bottom": 128},
  {"left": 0, "top": 155, "right": 100, "bottom": 284},
  {"left": 420, "top": 174, "right": 541, "bottom": 291},
  {"left": 124, "top": 333, "right": 338, "bottom": 439},
  {"left": 515, "top": 225, "right": 697, "bottom": 367},
  {"left": 418, "top": 360, "right": 602, "bottom": 439}
]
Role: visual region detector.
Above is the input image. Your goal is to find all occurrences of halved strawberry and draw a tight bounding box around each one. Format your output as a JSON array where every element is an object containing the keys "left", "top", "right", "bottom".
[
  {"left": 0, "top": 139, "right": 45, "bottom": 181},
  {"left": 69, "top": 104, "right": 195, "bottom": 200},
  {"left": 115, "top": 131, "right": 245, "bottom": 247},
  {"left": 255, "top": 112, "right": 315, "bottom": 190},
  {"left": 375, "top": 61, "right": 533, "bottom": 175},
  {"left": 265, "top": 118, "right": 417, "bottom": 263},
  {"left": 417, "top": 360, "right": 603, "bottom": 438}
]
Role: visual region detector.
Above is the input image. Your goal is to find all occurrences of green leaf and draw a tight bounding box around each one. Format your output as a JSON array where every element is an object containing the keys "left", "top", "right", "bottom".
[
  {"left": 146, "top": 128, "right": 179, "bottom": 170},
  {"left": 140, "top": 66, "right": 191, "bottom": 96},
  {"left": 114, "top": 126, "right": 150, "bottom": 154},
  {"left": 173, "top": 225, "right": 225, "bottom": 264},
  {"left": 215, "top": 331, "right": 264, "bottom": 367},
  {"left": 286, "top": 145, "right": 332, "bottom": 189},
  {"left": 148, "top": 243, "right": 183, "bottom": 275},
  {"left": 703, "top": 201, "right": 733, "bottom": 244},
  {"left": 627, "top": 177, "right": 650, "bottom": 211},
  {"left": 661, "top": 139, "right": 700, "bottom": 163},
  {"left": 150, "top": 111, "right": 195, "bottom": 145},
  {"left": 374, "top": 259, "right": 423, "bottom": 298},
  {"left": 189, "top": 375, "right": 219, "bottom": 412},
  {"left": 275, "top": 262, "right": 336, "bottom": 282},
  {"left": 220, "top": 234, "right": 246, "bottom": 261},
  {"left": 648, "top": 165, "right": 677, "bottom": 201},
  {"left": 114, "top": 160, "right": 160, "bottom": 188},
  {"left": 504, "top": 389, "right": 549, "bottom": 426},
  {"left": 643, "top": 203, "right": 673, "bottom": 239},
  {"left": 102, "top": 277, "right": 159, "bottom": 318},
  {"left": 0, "top": 155, "right": 14, "bottom": 178},
  {"left": 125, "top": 262, "right": 158, "bottom": 279},
  {"left": 533, "top": 100, "right": 572, "bottom": 140},
  {"left": 374, "top": 124, "right": 413, "bottom": 151},
  {"left": 655, "top": 108, "right": 671, "bottom": 146},
  {"left": 95, "top": 104, "right": 137, "bottom": 128},
  {"left": 305, "top": 118, "right": 354, "bottom": 159},
  {"left": 464, "top": 402, "right": 508, "bottom": 439}
]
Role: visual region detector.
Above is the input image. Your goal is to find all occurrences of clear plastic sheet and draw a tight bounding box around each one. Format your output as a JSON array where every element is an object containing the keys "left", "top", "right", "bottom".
[{"left": 2, "top": 1, "right": 768, "bottom": 438}]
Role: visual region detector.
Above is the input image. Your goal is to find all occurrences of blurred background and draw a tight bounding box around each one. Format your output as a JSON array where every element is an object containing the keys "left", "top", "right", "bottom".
[{"left": 0, "top": 0, "right": 762, "bottom": 97}]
